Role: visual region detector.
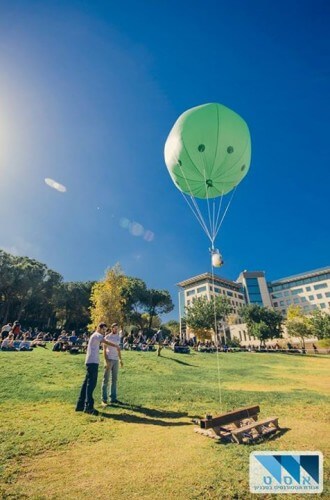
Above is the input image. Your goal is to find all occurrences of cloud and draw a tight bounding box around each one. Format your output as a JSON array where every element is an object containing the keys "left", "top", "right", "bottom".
[{"left": 44, "top": 178, "right": 67, "bottom": 193}]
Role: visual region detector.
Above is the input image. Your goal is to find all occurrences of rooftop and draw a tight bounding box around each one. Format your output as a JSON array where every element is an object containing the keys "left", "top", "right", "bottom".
[
  {"left": 177, "top": 272, "right": 241, "bottom": 289},
  {"left": 269, "top": 266, "right": 330, "bottom": 285}
]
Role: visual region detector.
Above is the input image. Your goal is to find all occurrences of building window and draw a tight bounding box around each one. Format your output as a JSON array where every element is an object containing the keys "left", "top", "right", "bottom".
[
  {"left": 286, "top": 299, "right": 292, "bottom": 305},
  {"left": 186, "top": 289, "right": 196, "bottom": 297},
  {"left": 325, "top": 292, "right": 330, "bottom": 298},
  {"left": 272, "top": 292, "right": 283, "bottom": 298},
  {"left": 227, "top": 291, "right": 233, "bottom": 297},
  {"left": 308, "top": 295, "right": 314, "bottom": 300},
  {"left": 301, "top": 297, "right": 307, "bottom": 303},
  {"left": 273, "top": 302, "right": 278, "bottom": 307},
  {"left": 316, "top": 293, "right": 323, "bottom": 299},
  {"left": 197, "top": 286, "right": 206, "bottom": 293},
  {"left": 306, "top": 286, "right": 311, "bottom": 291},
  {"left": 293, "top": 298, "right": 300, "bottom": 304},
  {"left": 291, "top": 288, "right": 303, "bottom": 295},
  {"left": 280, "top": 301, "right": 285, "bottom": 306},
  {"left": 284, "top": 291, "right": 290, "bottom": 297},
  {"left": 314, "top": 283, "right": 327, "bottom": 290},
  {"left": 320, "top": 303, "right": 326, "bottom": 309}
]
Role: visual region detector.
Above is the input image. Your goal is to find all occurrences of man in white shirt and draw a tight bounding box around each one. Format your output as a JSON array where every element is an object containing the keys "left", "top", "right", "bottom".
[
  {"left": 76, "top": 322, "right": 120, "bottom": 415},
  {"left": 101, "top": 323, "right": 123, "bottom": 405}
]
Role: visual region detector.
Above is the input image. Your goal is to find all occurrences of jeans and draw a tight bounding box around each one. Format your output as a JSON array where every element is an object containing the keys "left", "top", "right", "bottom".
[
  {"left": 101, "top": 359, "right": 119, "bottom": 402},
  {"left": 76, "top": 363, "right": 99, "bottom": 410}
]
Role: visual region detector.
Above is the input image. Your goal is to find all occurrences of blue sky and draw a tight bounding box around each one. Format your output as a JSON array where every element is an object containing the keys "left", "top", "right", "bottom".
[{"left": 0, "top": 0, "right": 329, "bottom": 320}]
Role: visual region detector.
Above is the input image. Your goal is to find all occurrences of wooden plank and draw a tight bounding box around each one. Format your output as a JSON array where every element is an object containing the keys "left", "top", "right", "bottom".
[
  {"left": 231, "top": 417, "right": 278, "bottom": 443},
  {"left": 232, "top": 417, "right": 278, "bottom": 435},
  {"left": 200, "top": 405, "right": 260, "bottom": 429}
]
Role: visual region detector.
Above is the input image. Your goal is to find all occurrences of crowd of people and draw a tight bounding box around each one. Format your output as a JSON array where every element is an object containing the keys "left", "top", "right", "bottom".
[{"left": 0, "top": 321, "right": 52, "bottom": 350}]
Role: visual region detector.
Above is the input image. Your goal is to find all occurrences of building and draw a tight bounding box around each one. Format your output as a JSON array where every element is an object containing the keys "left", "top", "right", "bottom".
[
  {"left": 268, "top": 267, "right": 330, "bottom": 316},
  {"left": 236, "top": 270, "right": 272, "bottom": 307},
  {"left": 177, "top": 266, "right": 330, "bottom": 343}
]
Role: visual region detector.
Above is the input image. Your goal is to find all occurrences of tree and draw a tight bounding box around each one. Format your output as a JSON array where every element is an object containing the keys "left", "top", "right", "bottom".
[
  {"left": 121, "top": 277, "right": 147, "bottom": 325},
  {"left": 285, "top": 305, "right": 314, "bottom": 349},
  {"left": 0, "top": 250, "right": 64, "bottom": 328},
  {"left": 185, "top": 295, "right": 232, "bottom": 342},
  {"left": 140, "top": 289, "right": 174, "bottom": 331},
  {"left": 241, "top": 304, "right": 282, "bottom": 346},
  {"left": 309, "top": 309, "right": 330, "bottom": 340},
  {"left": 55, "top": 281, "right": 94, "bottom": 330},
  {"left": 162, "top": 320, "right": 180, "bottom": 337},
  {"left": 89, "top": 264, "right": 128, "bottom": 328}
]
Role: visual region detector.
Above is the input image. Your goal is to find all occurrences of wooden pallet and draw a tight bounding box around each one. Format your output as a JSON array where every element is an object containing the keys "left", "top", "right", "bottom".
[{"left": 194, "top": 405, "right": 280, "bottom": 444}]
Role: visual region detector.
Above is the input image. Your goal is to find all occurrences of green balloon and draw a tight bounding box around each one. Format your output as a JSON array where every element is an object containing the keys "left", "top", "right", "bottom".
[{"left": 164, "top": 103, "right": 251, "bottom": 199}]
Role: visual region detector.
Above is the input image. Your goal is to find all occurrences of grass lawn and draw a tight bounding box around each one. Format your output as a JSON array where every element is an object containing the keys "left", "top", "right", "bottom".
[{"left": 0, "top": 347, "right": 329, "bottom": 499}]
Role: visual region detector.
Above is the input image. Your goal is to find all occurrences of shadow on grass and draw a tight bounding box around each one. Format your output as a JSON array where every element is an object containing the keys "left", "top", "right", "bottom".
[
  {"left": 112, "top": 402, "right": 188, "bottom": 419},
  {"left": 161, "top": 356, "right": 198, "bottom": 367},
  {"left": 99, "top": 411, "right": 190, "bottom": 427}
]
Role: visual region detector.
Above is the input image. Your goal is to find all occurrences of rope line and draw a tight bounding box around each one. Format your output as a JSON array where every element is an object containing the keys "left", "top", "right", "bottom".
[{"left": 211, "top": 247, "right": 223, "bottom": 409}]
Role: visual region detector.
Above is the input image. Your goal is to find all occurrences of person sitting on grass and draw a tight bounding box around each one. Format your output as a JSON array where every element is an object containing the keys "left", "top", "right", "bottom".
[
  {"left": 1, "top": 323, "right": 12, "bottom": 340},
  {"left": 19, "top": 333, "right": 33, "bottom": 351},
  {"left": 1, "top": 333, "right": 16, "bottom": 351},
  {"left": 76, "top": 322, "right": 121, "bottom": 415}
]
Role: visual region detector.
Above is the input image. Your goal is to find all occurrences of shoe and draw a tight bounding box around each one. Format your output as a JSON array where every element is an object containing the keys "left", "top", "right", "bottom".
[
  {"left": 111, "top": 399, "right": 122, "bottom": 404},
  {"left": 101, "top": 401, "right": 108, "bottom": 407},
  {"left": 84, "top": 409, "right": 99, "bottom": 416},
  {"left": 75, "top": 407, "right": 84, "bottom": 412}
]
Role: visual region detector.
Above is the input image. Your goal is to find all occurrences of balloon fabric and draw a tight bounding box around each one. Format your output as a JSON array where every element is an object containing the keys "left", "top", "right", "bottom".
[{"left": 164, "top": 103, "right": 251, "bottom": 199}]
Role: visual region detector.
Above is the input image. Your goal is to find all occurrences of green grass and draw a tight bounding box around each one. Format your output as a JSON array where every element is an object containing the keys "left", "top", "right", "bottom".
[{"left": 0, "top": 348, "right": 329, "bottom": 499}]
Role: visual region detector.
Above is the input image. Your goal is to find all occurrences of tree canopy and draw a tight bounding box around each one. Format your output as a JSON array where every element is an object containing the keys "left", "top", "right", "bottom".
[
  {"left": 185, "top": 295, "right": 232, "bottom": 341},
  {"left": 241, "top": 304, "right": 283, "bottom": 345}
]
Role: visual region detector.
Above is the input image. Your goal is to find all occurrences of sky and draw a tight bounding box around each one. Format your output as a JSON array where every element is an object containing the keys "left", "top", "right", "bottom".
[{"left": 0, "top": 0, "right": 329, "bottom": 320}]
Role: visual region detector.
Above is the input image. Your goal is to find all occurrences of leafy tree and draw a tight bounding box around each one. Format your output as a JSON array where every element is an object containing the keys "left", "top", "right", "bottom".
[
  {"left": 285, "top": 305, "right": 314, "bottom": 349},
  {"left": 89, "top": 264, "right": 128, "bottom": 328},
  {"left": 162, "top": 320, "right": 180, "bottom": 337},
  {"left": 185, "top": 295, "right": 232, "bottom": 342},
  {"left": 241, "top": 304, "right": 282, "bottom": 346},
  {"left": 309, "top": 309, "right": 330, "bottom": 339},
  {"left": 140, "top": 289, "right": 174, "bottom": 331},
  {"left": 55, "top": 281, "right": 94, "bottom": 330},
  {"left": 0, "top": 250, "right": 20, "bottom": 323},
  {"left": 0, "top": 250, "right": 64, "bottom": 327},
  {"left": 121, "top": 277, "right": 147, "bottom": 324}
]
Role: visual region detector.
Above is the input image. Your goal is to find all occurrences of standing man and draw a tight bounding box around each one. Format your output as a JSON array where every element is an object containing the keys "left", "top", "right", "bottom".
[
  {"left": 156, "top": 328, "right": 164, "bottom": 357},
  {"left": 101, "top": 323, "right": 123, "bottom": 405},
  {"left": 76, "top": 322, "right": 120, "bottom": 415}
]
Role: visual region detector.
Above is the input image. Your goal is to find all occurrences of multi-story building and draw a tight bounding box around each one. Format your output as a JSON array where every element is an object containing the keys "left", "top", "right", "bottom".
[
  {"left": 177, "top": 266, "right": 330, "bottom": 343},
  {"left": 268, "top": 267, "right": 330, "bottom": 316},
  {"left": 236, "top": 270, "right": 272, "bottom": 307}
]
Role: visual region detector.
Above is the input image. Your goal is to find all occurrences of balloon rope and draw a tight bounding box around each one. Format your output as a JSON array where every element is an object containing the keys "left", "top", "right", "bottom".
[
  {"left": 211, "top": 263, "right": 223, "bottom": 410},
  {"left": 178, "top": 165, "right": 213, "bottom": 242},
  {"left": 200, "top": 152, "right": 214, "bottom": 246},
  {"left": 214, "top": 186, "right": 237, "bottom": 241},
  {"left": 212, "top": 200, "right": 216, "bottom": 244},
  {"left": 180, "top": 191, "right": 212, "bottom": 241},
  {"left": 214, "top": 191, "right": 224, "bottom": 241}
]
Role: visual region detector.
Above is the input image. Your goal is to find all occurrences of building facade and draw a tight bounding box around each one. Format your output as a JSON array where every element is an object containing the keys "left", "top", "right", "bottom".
[
  {"left": 177, "top": 266, "right": 330, "bottom": 343},
  {"left": 268, "top": 267, "right": 330, "bottom": 316}
]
